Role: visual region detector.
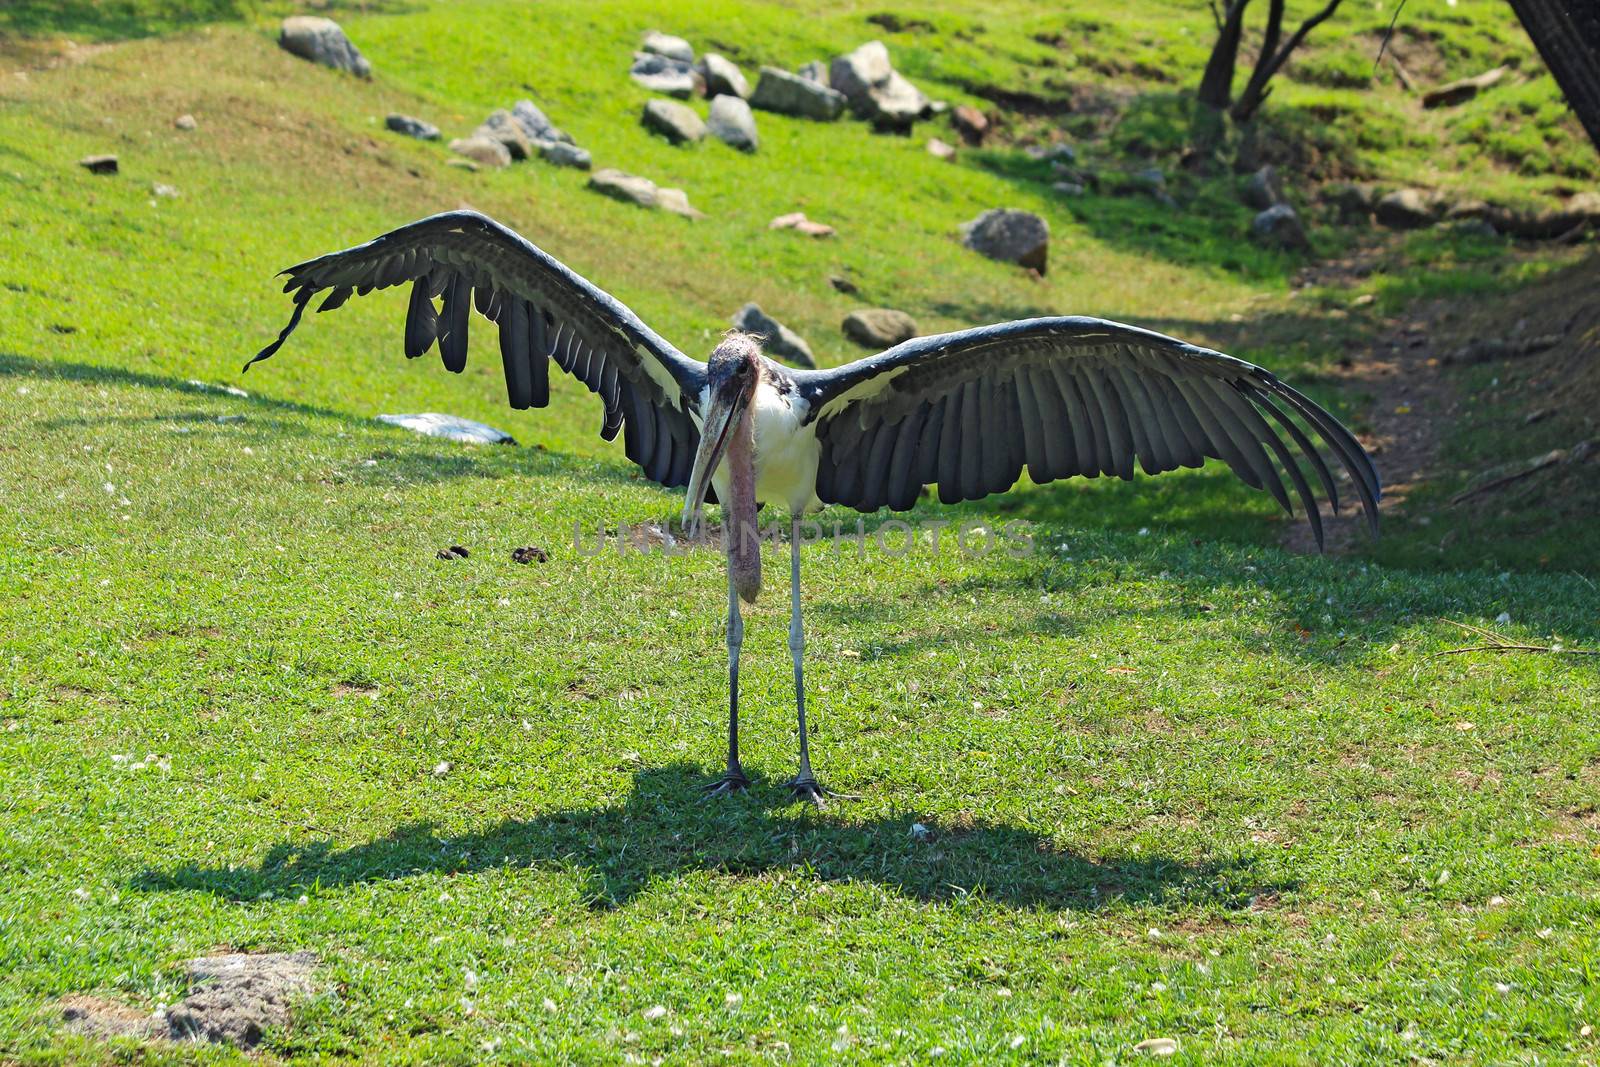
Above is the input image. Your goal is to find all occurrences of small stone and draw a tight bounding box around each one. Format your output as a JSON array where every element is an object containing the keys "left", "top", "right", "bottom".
[
  {"left": 843, "top": 308, "right": 918, "bottom": 348},
  {"left": 1250, "top": 203, "right": 1310, "bottom": 252},
  {"left": 277, "top": 16, "right": 370, "bottom": 77},
  {"left": 642, "top": 98, "right": 706, "bottom": 145},
  {"left": 655, "top": 187, "right": 704, "bottom": 219},
  {"left": 909, "top": 822, "right": 932, "bottom": 841},
  {"left": 449, "top": 137, "right": 511, "bottom": 169},
  {"left": 386, "top": 113, "right": 440, "bottom": 141},
  {"left": 640, "top": 31, "right": 694, "bottom": 64},
  {"left": 961, "top": 208, "right": 1050, "bottom": 273},
  {"left": 446, "top": 158, "right": 479, "bottom": 172},
  {"left": 538, "top": 141, "right": 591, "bottom": 169},
  {"left": 152, "top": 183, "right": 179, "bottom": 198},
  {"left": 630, "top": 52, "right": 699, "bottom": 97},
  {"left": 733, "top": 303, "right": 815, "bottom": 368},
  {"left": 750, "top": 66, "right": 846, "bottom": 121},
  {"left": 1375, "top": 188, "right": 1437, "bottom": 229},
  {"left": 724, "top": 993, "right": 743, "bottom": 1008},
  {"left": 174, "top": 114, "right": 197, "bottom": 131},
  {"left": 828, "top": 275, "right": 859, "bottom": 295},
  {"left": 794, "top": 219, "right": 834, "bottom": 237},
  {"left": 1052, "top": 181, "right": 1085, "bottom": 196},
  {"left": 952, "top": 104, "right": 988, "bottom": 144},
  {"left": 706, "top": 94, "right": 758, "bottom": 152},
  {"left": 512, "top": 545, "right": 548, "bottom": 564},
  {"left": 589, "top": 168, "right": 658, "bottom": 209},
  {"left": 643, "top": 1004, "right": 668, "bottom": 1021},
  {"left": 78, "top": 154, "right": 118, "bottom": 175},
  {"left": 432, "top": 760, "right": 452, "bottom": 777},
  {"left": 699, "top": 53, "right": 749, "bottom": 99},
  {"left": 1242, "top": 164, "right": 1283, "bottom": 209},
  {"left": 769, "top": 212, "right": 807, "bottom": 229},
  {"left": 926, "top": 137, "right": 957, "bottom": 160}
]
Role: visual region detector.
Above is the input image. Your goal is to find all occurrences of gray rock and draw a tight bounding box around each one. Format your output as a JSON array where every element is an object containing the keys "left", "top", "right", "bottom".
[
  {"left": 830, "top": 40, "right": 894, "bottom": 101},
  {"left": 707, "top": 95, "right": 758, "bottom": 151},
  {"left": 589, "top": 168, "right": 658, "bottom": 208},
  {"left": 699, "top": 53, "right": 749, "bottom": 99},
  {"left": 630, "top": 52, "right": 699, "bottom": 97},
  {"left": 1375, "top": 188, "right": 1437, "bottom": 229},
  {"left": 1249, "top": 203, "right": 1310, "bottom": 251},
  {"left": 1242, "top": 165, "right": 1282, "bottom": 210},
  {"left": 640, "top": 30, "right": 695, "bottom": 64},
  {"left": 733, "top": 303, "right": 815, "bottom": 367},
  {"left": 174, "top": 113, "right": 197, "bottom": 131},
  {"left": 377, "top": 413, "right": 517, "bottom": 445},
  {"left": 386, "top": 113, "right": 439, "bottom": 141},
  {"left": 655, "top": 186, "right": 705, "bottom": 219},
  {"left": 1422, "top": 66, "right": 1506, "bottom": 109},
  {"left": 750, "top": 66, "right": 846, "bottom": 121},
  {"left": 78, "top": 154, "right": 118, "bottom": 174},
  {"left": 538, "top": 141, "right": 591, "bottom": 169},
  {"left": 796, "top": 60, "right": 829, "bottom": 84},
  {"left": 829, "top": 40, "right": 930, "bottom": 130},
  {"left": 448, "top": 137, "right": 511, "bottom": 168},
  {"left": 511, "top": 100, "right": 573, "bottom": 145},
  {"left": 475, "top": 109, "right": 532, "bottom": 160},
  {"left": 960, "top": 208, "right": 1050, "bottom": 273},
  {"left": 1321, "top": 181, "right": 1375, "bottom": 221},
  {"left": 642, "top": 98, "right": 706, "bottom": 144},
  {"left": 1024, "top": 141, "right": 1075, "bottom": 163},
  {"left": 926, "top": 137, "right": 957, "bottom": 160},
  {"left": 277, "top": 16, "right": 370, "bottom": 77},
  {"left": 1052, "top": 181, "right": 1085, "bottom": 196},
  {"left": 843, "top": 308, "right": 919, "bottom": 349}
]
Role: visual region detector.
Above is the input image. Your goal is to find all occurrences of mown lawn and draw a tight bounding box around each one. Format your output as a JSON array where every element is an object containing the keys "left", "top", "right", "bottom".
[{"left": 2, "top": 1, "right": 1598, "bottom": 1063}]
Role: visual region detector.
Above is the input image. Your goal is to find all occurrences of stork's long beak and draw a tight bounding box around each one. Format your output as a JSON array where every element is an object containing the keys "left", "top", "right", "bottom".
[{"left": 682, "top": 380, "right": 748, "bottom": 537}]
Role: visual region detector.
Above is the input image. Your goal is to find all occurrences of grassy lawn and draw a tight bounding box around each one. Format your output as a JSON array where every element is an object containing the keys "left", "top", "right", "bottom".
[{"left": 2, "top": 1, "right": 1599, "bottom": 1062}]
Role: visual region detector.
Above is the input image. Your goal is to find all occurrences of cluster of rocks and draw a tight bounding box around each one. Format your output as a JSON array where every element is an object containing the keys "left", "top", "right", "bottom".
[
  {"left": 588, "top": 168, "right": 703, "bottom": 219},
  {"left": 447, "top": 100, "right": 591, "bottom": 171},
  {"left": 630, "top": 32, "right": 759, "bottom": 152},
  {"left": 1323, "top": 183, "right": 1600, "bottom": 241},
  {"left": 726, "top": 304, "right": 921, "bottom": 367},
  {"left": 746, "top": 39, "right": 940, "bottom": 132},
  {"left": 1234, "top": 159, "right": 1600, "bottom": 252}
]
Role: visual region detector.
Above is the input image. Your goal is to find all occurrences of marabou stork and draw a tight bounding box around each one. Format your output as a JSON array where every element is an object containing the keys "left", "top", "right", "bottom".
[{"left": 249, "top": 211, "right": 1379, "bottom": 803}]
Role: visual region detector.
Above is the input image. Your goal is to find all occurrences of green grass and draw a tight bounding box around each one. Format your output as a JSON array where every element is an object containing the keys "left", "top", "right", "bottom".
[{"left": 2, "top": 1, "right": 1600, "bottom": 1063}]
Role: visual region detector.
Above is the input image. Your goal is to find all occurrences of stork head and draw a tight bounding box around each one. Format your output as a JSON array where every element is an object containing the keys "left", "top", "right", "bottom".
[{"left": 682, "top": 332, "right": 762, "bottom": 536}]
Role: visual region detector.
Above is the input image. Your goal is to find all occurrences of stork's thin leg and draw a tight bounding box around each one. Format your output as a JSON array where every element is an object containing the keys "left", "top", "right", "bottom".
[
  {"left": 702, "top": 565, "right": 749, "bottom": 796},
  {"left": 786, "top": 524, "right": 849, "bottom": 804}
]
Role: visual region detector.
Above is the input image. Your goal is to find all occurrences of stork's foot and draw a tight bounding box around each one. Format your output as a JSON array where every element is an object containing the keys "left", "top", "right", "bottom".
[
  {"left": 786, "top": 775, "right": 856, "bottom": 806},
  {"left": 700, "top": 769, "right": 751, "bottom": 798}
]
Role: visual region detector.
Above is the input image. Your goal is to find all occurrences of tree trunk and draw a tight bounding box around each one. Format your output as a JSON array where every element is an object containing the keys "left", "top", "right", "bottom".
[
  {"left": 1197, "top": 0, "right": 1250, "bottom": 112},
  {"left": 1231, "top": 0, "right": 1344, "bottom": 124},
  {"left": 1507, "top": 0, "right": 1600, "bottom": 155}
]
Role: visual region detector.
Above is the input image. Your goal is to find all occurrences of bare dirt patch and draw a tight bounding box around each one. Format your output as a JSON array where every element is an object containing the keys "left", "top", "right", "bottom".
[
  {"left": 1284, "top": 252, "right": 1600, "bottom": 554},
  {"left": 59, "top": 951, "right": 318, "bottom": 1050}
]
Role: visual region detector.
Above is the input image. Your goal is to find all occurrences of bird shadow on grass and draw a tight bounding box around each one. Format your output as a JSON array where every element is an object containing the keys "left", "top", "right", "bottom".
[{"left": 132, "top": 765, "right": 1283, "bottom": 912}]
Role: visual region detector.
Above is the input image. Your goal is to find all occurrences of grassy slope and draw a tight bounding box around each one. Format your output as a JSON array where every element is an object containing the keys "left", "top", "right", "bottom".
[{"left": 1, "top": 2, "right": 1598, "bottom": 1063}]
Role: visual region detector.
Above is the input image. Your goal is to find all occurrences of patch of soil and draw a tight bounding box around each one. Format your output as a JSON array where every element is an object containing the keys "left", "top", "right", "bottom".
[
  {"left": 1283, "top": 252, "right": 1600, "bottom": 553},
  {"left": 58, "top": 951, "right": 318, "bottom": 1050}
]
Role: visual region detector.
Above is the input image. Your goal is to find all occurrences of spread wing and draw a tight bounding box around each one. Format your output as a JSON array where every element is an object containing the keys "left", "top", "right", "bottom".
[
  {"left": 248, "top": 211, "right": 709, "bottom": 489},
  {"left": 792, "top": 316, "right": 1379, "bottom": 548}
]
